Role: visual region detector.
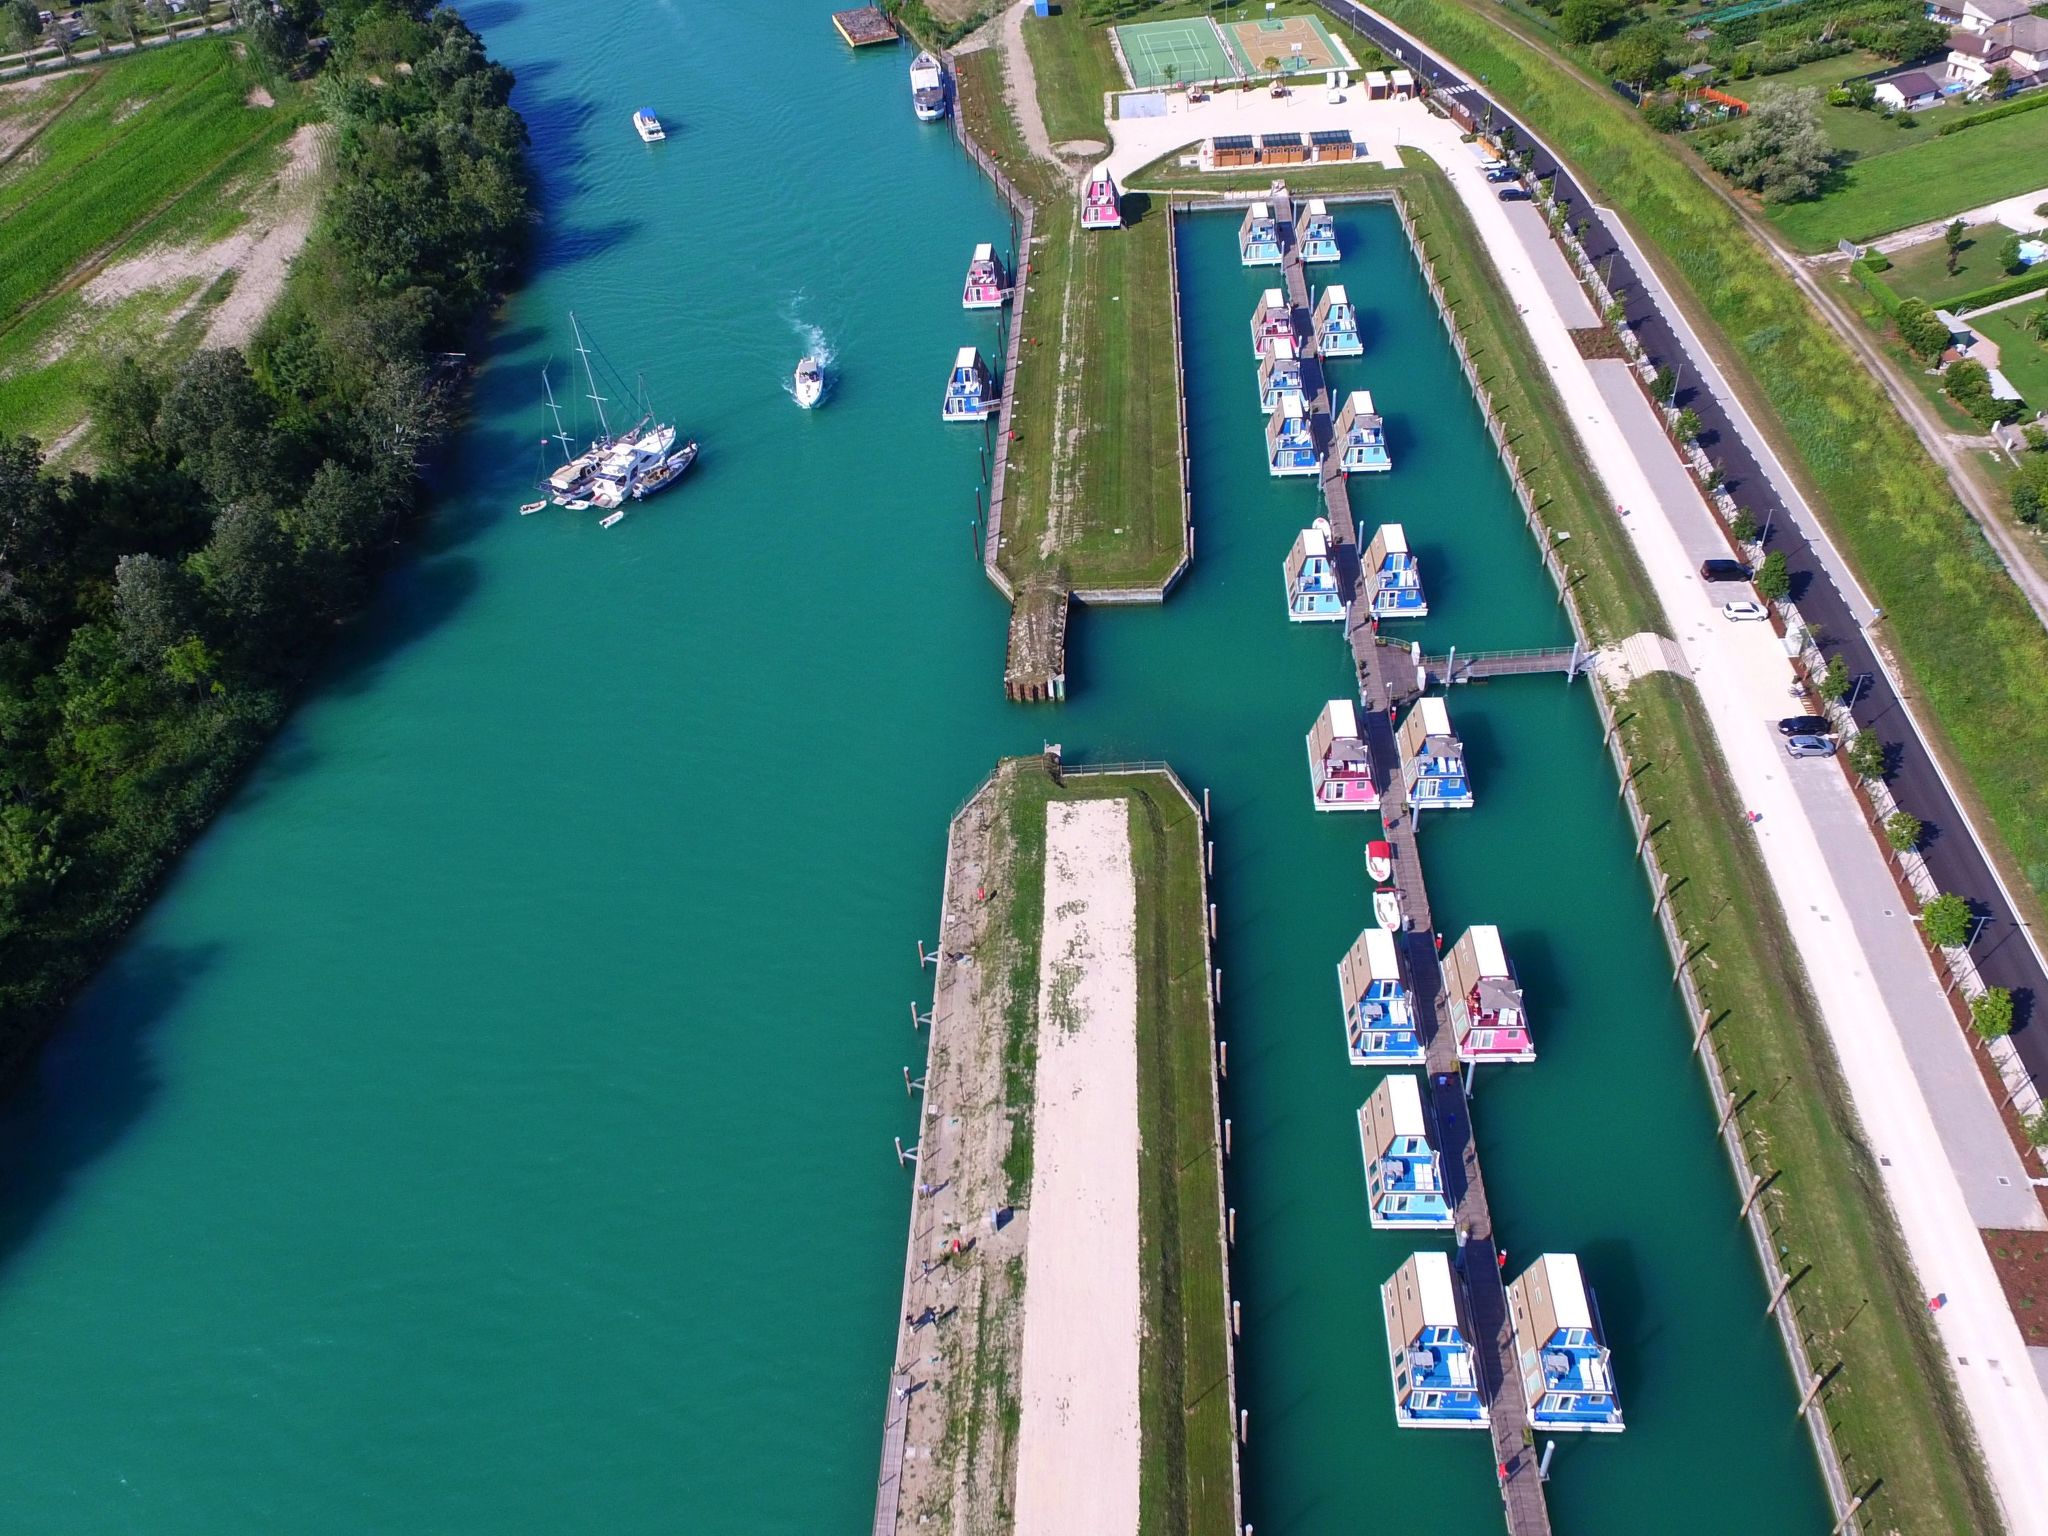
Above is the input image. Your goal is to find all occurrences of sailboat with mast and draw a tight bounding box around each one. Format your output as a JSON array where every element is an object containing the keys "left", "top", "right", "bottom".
[{"left": 529, "top": 313, "right": 697, "bottom": 525}]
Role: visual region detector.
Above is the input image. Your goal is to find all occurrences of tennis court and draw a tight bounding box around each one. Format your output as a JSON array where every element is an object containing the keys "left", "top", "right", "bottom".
[
  {"left": 1223, "top": 14, "right": 1353, "bottom": 76},
  {"left": 1112, "top": 16, "right": 1237, "bottom": 90}
]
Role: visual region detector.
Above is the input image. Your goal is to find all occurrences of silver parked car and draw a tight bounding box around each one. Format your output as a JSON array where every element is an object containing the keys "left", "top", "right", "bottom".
[{"left": 1785, "top": 734, "right": 1835, "bottom": 759}]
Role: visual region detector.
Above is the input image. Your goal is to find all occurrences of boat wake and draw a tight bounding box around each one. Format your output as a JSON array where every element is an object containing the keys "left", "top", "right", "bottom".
[{"left": 782, "top": 301, "right": 836, "bottom": 404}]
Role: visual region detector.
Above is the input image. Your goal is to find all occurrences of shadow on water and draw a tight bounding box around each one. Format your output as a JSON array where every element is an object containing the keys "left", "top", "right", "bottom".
[
  {"left": 453, "top": 0, "right": 523, "bottom": 31},
  {"left": 0, "top": 943, "right": 220, "bottom": 1285}
]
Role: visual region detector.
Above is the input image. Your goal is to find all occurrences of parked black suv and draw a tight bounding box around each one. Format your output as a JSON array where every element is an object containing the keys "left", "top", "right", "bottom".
[
  {"left": 1778, "top": 715, "right": 1829, "bottom": 736},
  {"left": 1497, "top": 187, "right": 1531, "bottom": 202},
  {"left": 1699, "top": 559, "right": 1752, "bottom": 582}
]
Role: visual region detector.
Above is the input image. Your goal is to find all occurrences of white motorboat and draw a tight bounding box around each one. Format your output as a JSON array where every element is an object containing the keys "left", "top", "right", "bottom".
[
  {"left": 1366, "top": 839, "right": 1394, "bottom": 884},
  {"left": 1374, "top": 886, "right": 1403, "bottom": 932},
  {"left": 910, "top": 50, "right": 947, "bottom": 121},
  {"left": 634, "top": 108, "right": 666, "bottom": 142},
  {"left": 794, "top": 355, "right": 825, "bottom": 409}
]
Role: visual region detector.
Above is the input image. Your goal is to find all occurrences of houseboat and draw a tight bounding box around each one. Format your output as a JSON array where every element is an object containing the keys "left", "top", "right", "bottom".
[
  {"left": 962, "top": 242, "right": 1007, "bottom": 309},
  {"left": 1257, "top": 339, "right": 1304, "bottom": 414},
  {"left": 1283, "top": 521, "right": 1343, "bottom": 622},
  {"left": 1299, "top": 198, "right": 1340, "bottom": 262},
  {"left": 1381, "top": 1252, "right": 1490, "bottom": 1429},
  {"left": 1335, "top": 390, "right": 1391, "bottom": 474},
  {"left": 1338, "top": 924, "right": 1423, "bottom": 1064},
  {"left": 910, "top": 49, "right": 948, "bottom": 121},
  {"left": 1250, "top": 287, "right": 1294, "bottom": 359},
  {"left": 1306, "top": 698, "right": 1377, "bottom": 811},
  {"left": 1239, "top": 201, "right": 1283, "bottom": 265},
  {"left": 942, "top": 346, "right": 995, "bottom": 422},
  {"left": 1266, "top": 403, "right": 1317, "bottom": 476},
  {"left": 1443, "top": 924, "right": 1534, "bottom": 1064},
  {"left": 633, "top": 108, "right": 666, "bottom": 142},
  {"left": 1359, "top": 1074, "right": 1452, "bottom": 1230},
  {"left": 1081, "top": 167, "right": 1122, "bottom": 230},
  {"left": 1363, "top": 523, "right": 1425, "bottom": 619},
  {"left": 1398, "top": 696, "right": 1474, "bottom": 810},
  {"left": 1507, "top": 1254, "right": 1624, "bottom": 1433},
  {"left": 1315, "top": 283, "right": 1363, "bottom": 357}
]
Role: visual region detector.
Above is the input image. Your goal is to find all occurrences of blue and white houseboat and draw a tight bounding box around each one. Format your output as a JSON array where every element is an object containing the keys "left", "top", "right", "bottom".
[
  {"left": 1082, "top": 166, "right": 1122, "bottom": 230},
  {"left": 1314, "top": 283, "right": 1363, "bottom": 357},
  {"left": 1306, "top": 698, "right": 1377, "bottom": 811},
  {"left": 942, "top": 346, "right": 995, "bottom": 422},
  {"left": 1507, "top": 1254, "right": 1624, "bottom": 1433},
  {"left": 1359, "top": 1074, "right": 1452, "bottom": 1230},
  {"left": 1283, "top": 521, "right": 1343, "bottom": 622},
  {"left": 1257, "top": 339, "right": 1304, "bottom": 414},
  {"left": 962, "top": 243, "right": 1007, "bottom": 309},
  {"left": 1382, "top": 1252, "right": 1490, "bottom": 1429},
  {"left": 1338, "top": 924, "right": 1423, "bottom": 1064},
  {"left": 1239, "top": 201, "right": 1283, "bottom": 265},
  {"left": 1398, "top": 696, "right": 1474, "bottom": 810},
  {"left": 1251, "top": 287, "right": 1294, "bottom": 359},
  {"left": 1363, "top": 523, "right": 1425, "bottom": 619},
  {"left": 1300, "top": 197, "right": 1340, "bottom": 262},
  {"left": 1266, "top": 403, "right": 1317, "bottom": 476},
  {"left": 1444, "top": 924, "right": 1535, "bottom": 1064},
  {"left": 1335, "top": 389, "right": 1391, "bottom": 473}
]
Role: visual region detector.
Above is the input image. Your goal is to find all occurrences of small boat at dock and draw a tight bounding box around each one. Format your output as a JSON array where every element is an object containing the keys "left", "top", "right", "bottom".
[
  {"left": 1374, "top": 886, "right": 1403, "bottom": 932},
  {"left": 633, "top": 108, "right": 666, "bottom": 142},
  {"left": 962, "top": 242, "right": 1007, "bottom": 309},
  {"left": 794, "top": 355, "right": 825, "bottom": 409},
  {"left": 910, "top": 49, "right": 948, "bottom": 121},
  {"left": 1366, "top": 840, "right": 1394, "bottom": 883}
]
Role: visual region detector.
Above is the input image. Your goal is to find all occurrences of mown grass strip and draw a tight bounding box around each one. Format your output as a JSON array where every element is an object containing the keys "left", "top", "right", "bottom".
[{"left": 1363, "top": 0, "right": 2048, "bottom": 911}]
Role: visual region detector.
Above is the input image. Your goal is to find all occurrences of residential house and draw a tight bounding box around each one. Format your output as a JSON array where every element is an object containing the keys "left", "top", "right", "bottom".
[
  {"left": 1873, "top": 69, "right": 1946, "bottom": 109},
  {"left": 1925, "top": 0, "right": 2032, "bottom": 34}
]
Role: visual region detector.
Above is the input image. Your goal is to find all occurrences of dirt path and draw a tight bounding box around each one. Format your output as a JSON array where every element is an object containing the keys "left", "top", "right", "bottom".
[
  {"left": 998, "top": 0, "right": 1062, "bottom": 175},
  {"left": 202, "top": 121, "right": 329, "bottom": 347}
]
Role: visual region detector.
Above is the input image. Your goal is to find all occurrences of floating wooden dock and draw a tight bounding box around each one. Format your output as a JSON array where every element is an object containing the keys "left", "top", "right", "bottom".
[{"left": 832, "top": 5, "right": 898, "bottom": 46}]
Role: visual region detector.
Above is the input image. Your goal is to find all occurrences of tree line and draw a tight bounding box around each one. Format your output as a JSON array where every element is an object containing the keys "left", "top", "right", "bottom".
[{"left": 0, "top": 0, "right": 530, "bottom": 1074}]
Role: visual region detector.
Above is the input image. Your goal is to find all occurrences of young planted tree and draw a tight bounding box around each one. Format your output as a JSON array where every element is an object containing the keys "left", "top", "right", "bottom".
[
  {"left": 1673, "top": 406, "right": 1701, "bottom": 441},
  {"left": 1885, "top": 810, "right": 1922, "bottom": 851},
  {"left": 1819, "top": 653, "right": 1851, "bottom": 702},
  {"left": 1649, "top": 365, "right": 1676, "bottom": 403},
  {"left": 1969, "top": 986, "right": 2014, "bottom": 1045},
  {"left": 1754, "top": 549, "right": 1790, "bottom": 601},
  {"left": 1944, "top": 218, "right": 1967, "bottom": 277},
  {"left": 1997, "top": 233, "right": 2025, "bottom": 275},
  {"left": 1731, "top": 508, "right": 1758, "bottom": 542},
  {"left": 1921, "top": 891, "right": 1974, "bottom": 949},
  {"left": 1847, "top": 730, "right": 1886, "bottom": 779}
]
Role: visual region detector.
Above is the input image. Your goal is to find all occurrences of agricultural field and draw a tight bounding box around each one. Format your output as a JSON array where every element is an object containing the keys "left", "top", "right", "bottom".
[{"left": 0, "top": 39, "right": 320, "bottom": 461}]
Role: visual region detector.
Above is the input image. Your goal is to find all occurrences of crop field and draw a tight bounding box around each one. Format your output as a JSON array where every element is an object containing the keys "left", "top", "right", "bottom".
[{"left": 0, "top": 40, "right": 307, "bottom": 453}]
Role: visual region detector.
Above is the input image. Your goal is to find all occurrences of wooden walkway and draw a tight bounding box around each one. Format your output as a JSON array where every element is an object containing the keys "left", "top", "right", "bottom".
[
  {"left": 1419, "top": 645, "right": 1587, "bottom": 688},
  {"left": 871, "top": 1371, "right": 913, "bottom": 1536}
]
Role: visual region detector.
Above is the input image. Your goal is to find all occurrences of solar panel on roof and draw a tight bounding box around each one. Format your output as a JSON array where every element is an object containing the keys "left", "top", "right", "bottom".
[
  {"left": 1313, "top": 129, "right": 1352, "bottom": 144},
  {"left": 1216, "top": 135, "right": 1254, "bottom": 149},
  {"left": 1261, "top": 132, "right": 1302, "bottom": 143}
]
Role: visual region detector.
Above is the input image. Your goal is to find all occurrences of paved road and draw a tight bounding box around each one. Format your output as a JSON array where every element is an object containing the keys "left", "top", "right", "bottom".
[{"left": 1326, "top": 0, "right": 2048, "bottom": 1085}]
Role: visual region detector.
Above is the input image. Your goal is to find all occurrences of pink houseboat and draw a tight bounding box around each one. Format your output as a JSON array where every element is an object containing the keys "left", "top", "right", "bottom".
[
  {"left": 962, "top": 242, "right": 1007, "bottom": 310},
  {"left": 1306, "top": 699, "right": 1378, "bottom": 811},
  {"left": 1082, "top": 166, "right": 1122, "bottom": 230},
  {"left": 1443, "top": 924, "right": 1535, "bottom": 1064}
]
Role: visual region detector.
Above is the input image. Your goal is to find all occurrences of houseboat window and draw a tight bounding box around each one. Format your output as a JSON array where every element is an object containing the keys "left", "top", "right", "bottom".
[
  {"left": 1414, "top": 1391, "right": 1440, "bottom": 1411},
  {"left": 1564, "top": 1328, "right": 1589, "bottom": 1348},
  {"left": 1474, "top": 1030, "right": 1493, "bottom": 1049}
]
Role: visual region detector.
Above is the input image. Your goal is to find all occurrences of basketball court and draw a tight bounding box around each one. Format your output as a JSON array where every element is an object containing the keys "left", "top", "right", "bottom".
[
  {"left": 1222, "top": 13, "right": 1353, "bottom": 77},
  {"left": 1111, "top": 16, "right": 1237, "bottom": 90}
]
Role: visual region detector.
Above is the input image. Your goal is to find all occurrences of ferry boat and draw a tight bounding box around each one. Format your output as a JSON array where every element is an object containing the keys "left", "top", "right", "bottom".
[
  {"left": 1307, "top": 698, "right": 1376, "bottom": 811},
  {"left": 633, "top": 108, "right": 666, "bottom": 142},
  {"left": 1364, "top": 523, "right": 1425, "bottom": 619},
  {"left": 1239, "top": 201, "right": 1282, "bottom": 266},
  {"left": 942, "top": 346, "right": 995, "bottom": 421},
  {"left": 534, "top": 314, "right": 696, "bottom": 518},
  {"left": 1336, "top": 390, "right": 1392, "bottom": 474},
  {"left": 1338, "top": 924, "right": 1423, "bottom": 1064},
  {"left": 1081, "top": 166, "right": 1122, "bottom": 230},
  {"left": 1283, "top": 521, "right": 1342, "bottom": 622},
  {"left": 910, "top": 49, "right": 948, "bottom": 121},
  {"left": 1366, "top": 840, "right": 1394, "bottom": 883},
  {"left": 1382, "top": 1252, "right": 1491, "bottom": 1428},
  {"left": 1507, "top": 1255, "right": 1625, "bottom": 1433},
  {"left": 1359, "top": 1075, "right": 1451, "bottom": 1230},
  {"left": 1398, "top": 696, "right": 1474, "bottom": 811},
  {"left": 1443, "top": 924, "right": 1535, "bottom": 1063},
  {"left": 794, "top": 355, "right": 825, "bottom": 409},
  {"left": 1315, "top": 283, "right": 1363, "bottom": 357},
  {"left": 1299, "top": 197, "right": 1340, "bottom": 263},
  {"left": 962, "top": 242, "right": 1007, "bottom": 309}
]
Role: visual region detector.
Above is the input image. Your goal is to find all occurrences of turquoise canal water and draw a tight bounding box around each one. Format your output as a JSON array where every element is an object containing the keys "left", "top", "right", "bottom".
[{"left": 0, "top": 6, "right": 1826, "bottom": 1530}]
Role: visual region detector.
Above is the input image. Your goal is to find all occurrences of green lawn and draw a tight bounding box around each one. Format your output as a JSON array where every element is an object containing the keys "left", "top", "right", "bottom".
[
  {"left": 1883, "top": 227, "right": 2029, "bottom": 306},
  {"left": 1763, "top": 107, "right": 2048, "bottom": 250},
  {"left": 984, "top": 759, "right": 1237, "bottom": 1536},
  {"left": 1978, "top": 299, "right": 2048, "bottom": 410}
]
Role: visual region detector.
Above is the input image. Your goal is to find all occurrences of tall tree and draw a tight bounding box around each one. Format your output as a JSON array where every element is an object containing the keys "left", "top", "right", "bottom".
[{"left": 1704, "top": 88, "right": 1833, "bottom": 203}]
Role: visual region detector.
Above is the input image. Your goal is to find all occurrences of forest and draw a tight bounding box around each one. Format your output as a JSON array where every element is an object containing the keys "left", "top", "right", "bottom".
[{"left": 0, "top": 0, "right": 530, "bottom": 1073}]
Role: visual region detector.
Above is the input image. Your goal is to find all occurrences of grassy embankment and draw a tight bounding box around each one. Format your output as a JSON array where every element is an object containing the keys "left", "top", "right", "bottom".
[
  {"left": 1367, "top": 0, "right": 2048, "bottom": 926},
  {"left": 0, "top": 39, "right": 309, "bottom": 449},
  {"left": 1137, "top": 137, "right": 1994, "bottom": 1534},
  {"left": 950, "top": 11, "right": 1184, "bottom": 599},
  {"left": 976, "top": 757, "right": 1235, "bottom": 1536}
]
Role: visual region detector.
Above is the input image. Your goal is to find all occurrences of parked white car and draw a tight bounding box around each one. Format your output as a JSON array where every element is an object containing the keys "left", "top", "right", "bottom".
[{"left": 1722, "top": 600, "right": 1768, "bottom": 622}]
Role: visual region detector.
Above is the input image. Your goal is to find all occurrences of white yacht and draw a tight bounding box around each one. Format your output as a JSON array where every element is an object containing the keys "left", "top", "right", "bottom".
[
  {"left": 910, "top": 50, "right": 947, "bottom": 121},
  {"left": 633, "top": 108, "right": 666, "bottom": 142},
  {"left": 535, "top": 313, "right": 696, "bottom": 519},
  {"left": 794, "top": 355, "right": 825, "bottom": 409}
]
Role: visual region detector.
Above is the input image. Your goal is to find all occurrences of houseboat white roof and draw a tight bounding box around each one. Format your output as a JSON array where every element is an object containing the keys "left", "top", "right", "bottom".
[
  {"left": 1301, "top": 524, "right": 1329, "bottom": 558},
  {"left": 1415, "top": 1250, "right": 1458, "bottom": 1324},
  {"left": 1348, "top": 388, "right": 1376, "bottom": 417},
  {"left": 1262, "top": 286, "right": 1285, "bottom": 309},
  {"left": 1327, "top": 697, "right": 1360, "bottom": 740},
  {"left": 973, "top": 240, "right": 993, "bottom": 261},
  {"left": 1250, "top": 200, "right": 1271, "bottom": 218},
  {"left": 954, "top": 345, "right": 980, "bottom": 369},
  {"left": 1387, "top": 1071, "right": 1426, "bottom": 1135},
  {"left": 1472, "top": 922, "right": 1508, "bottom": 978},
  {"left": 1417, "top": 695, "right": 1452, "bottom": 737},
  {"left": 1305, "top": 197, "right": 1329, "bottom": 216},
  {"left": 1379, "top": 522, "right": 1408, "bottom": 555},
  {"left": 1541, "top": 1253, "right": 1593, "bottom": 1330},
  {"left": 1271, "top": 335, "right": 1299, "bottom": 360},
  {"left": 1324, "top": 282, "right": 1350, "bottom": 306},
  {"left": 1363, "top": 924, "right": 1398, "bottom": 980}
]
